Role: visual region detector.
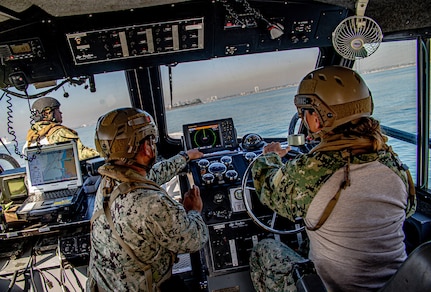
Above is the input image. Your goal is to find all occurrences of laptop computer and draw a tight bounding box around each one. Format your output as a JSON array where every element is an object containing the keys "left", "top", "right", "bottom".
[{"left": 16, "top": 141, "right": 85, "bottom": 222}]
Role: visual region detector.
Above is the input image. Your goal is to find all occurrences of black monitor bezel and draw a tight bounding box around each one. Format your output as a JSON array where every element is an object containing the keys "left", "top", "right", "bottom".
[
  {"left": 182, "top": 118, "right": 231, "bottom": 153},
  {"left": 0, "top": 168, "right": 28, "bottom": 203}
]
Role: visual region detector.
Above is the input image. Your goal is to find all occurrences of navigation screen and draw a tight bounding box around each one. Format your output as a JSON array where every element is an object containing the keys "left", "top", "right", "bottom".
[
  {"left": 183, "top": 118, "right": 237, "bottom": 153},
  {"left": 27, "top": 147, "right": 78, "bottom": 186},
  {"left": 185, "top": 123, "right": 222, "bottom": 151}
]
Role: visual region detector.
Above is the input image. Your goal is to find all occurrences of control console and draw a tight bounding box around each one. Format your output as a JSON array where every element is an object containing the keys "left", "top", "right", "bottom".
[
  {"left": 182, "top": 120, "right": 305, "bottom": 277},
  {"left": 188, "top": 150, "right": 276, "bottom": 276}
]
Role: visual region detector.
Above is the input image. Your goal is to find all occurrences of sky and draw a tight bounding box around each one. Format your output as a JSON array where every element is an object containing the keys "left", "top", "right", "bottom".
[{"left": 0, "top": 40, "right": 416, "bottom": 143}]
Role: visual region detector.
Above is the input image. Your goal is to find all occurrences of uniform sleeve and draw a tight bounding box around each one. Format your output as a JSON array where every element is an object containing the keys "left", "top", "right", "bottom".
[
  {"left": 147, "top": 154, "right": 187, "bottom": 185},
  {"left": 251, "top": 152, "right": 335, "bottom": 221},
  {"left": 145, "top": 192, "right": 209, "bottom": 253},
  {"left": 75, "top": 139, "right": 99, "bottom": 160},
  {"left": 47, "top": 127, "right": 99, "bottom": 160}
]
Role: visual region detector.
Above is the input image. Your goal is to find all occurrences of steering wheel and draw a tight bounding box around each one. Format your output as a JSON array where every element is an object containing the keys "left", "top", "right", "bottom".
[
  {"left": 241, "top": 153, "right": 304, "bottom": 235},
  {"left": 0, "top": 153, "right": 21, "bottom": 174}
]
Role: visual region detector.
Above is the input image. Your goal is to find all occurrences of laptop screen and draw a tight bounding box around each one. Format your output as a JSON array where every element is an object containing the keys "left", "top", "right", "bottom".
[{"left": 25, "top": 141, "right": 83, "bottom": 193}]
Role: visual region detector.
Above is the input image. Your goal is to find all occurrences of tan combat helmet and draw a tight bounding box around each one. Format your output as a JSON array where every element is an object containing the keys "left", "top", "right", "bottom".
[
  {"left": 94, "top": 107, "right": 158, "bottom": 161},
  {"left": 31, "top": 96, "right": 61, "bottom": 122},
  {"left": 294, "top": 65, "right": 373, "bottom": 137}
]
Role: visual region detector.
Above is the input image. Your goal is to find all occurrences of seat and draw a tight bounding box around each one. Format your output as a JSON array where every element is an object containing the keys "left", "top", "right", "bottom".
[{"left": 379, "top": 240, "right": 431, "bottom": 291}]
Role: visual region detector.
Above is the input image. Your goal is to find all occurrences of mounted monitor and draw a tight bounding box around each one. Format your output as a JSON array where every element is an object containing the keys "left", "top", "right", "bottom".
[
  {"left": 182, "top": 118, "right": 237, "bottom": 153},
  {"left": 0, "top": 167, "right": 28, "bottom": 204}
]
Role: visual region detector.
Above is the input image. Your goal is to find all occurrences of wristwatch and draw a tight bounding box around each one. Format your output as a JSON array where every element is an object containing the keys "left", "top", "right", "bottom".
[{"left": 179, "top": 151, "right": 190, "bottom": 162}]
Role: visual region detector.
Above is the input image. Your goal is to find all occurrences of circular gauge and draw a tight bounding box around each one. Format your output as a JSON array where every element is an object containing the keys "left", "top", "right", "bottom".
[
  {"left": 198, "top": 159, "right": 210, "bottom": 169},
  {"left": 202, "top": 173, "right": 214, "bottom": 185},
  {"left": 234, "top": 189, "right": 243, "bottom": 200},
  {"left": 225, "top": 169, "right": 238, "bottom": 181},
  {"left": 193, "top": 128, "right": 218, "bottom": 148},
  {"left": 244, "top": 152, "right": 257, "bottom": 162},
  {"left": 220, "top": 156, "right": 232, "bottom": 166},
  {"left": 208, "top": 162, "right": 227, "bottom": 176}
]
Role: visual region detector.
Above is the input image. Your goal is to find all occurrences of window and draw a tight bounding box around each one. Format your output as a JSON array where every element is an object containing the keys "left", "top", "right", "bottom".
[
  {"left": 163, "top": 48, "right": 319, "bottom": 139},
  {"left": 0, "top": 71, "right": 131, "bottom": 168},
  {"left": 356, "top": 40, "right": 418, "bottom": 183},
  {"left": 162, "top": 40, "right": 421, "bottom": 185}
]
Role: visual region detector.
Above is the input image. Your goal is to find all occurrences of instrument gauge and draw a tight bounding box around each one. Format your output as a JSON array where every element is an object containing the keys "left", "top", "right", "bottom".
[
  {"left": 220, "top": 155, "right": 232, "bottom": 165},
  {"left": 208, "top": 162, "right": 227, "bottom": 176},
  {"left": 225, "top": 169, "right": 238, "bottom": 181},
  {"left": 234, "top": 189, "right": 243, "bottom": 200},
  {"left": 202, "top": 173, "right": 215, "bottom": 185},
  {"left": 244, "top": 152, "right": 257, "bottom": 162},
  {"left": 193, "top": 128, "right": 218, "bottom": 148},
  {"left": 198, "top": 159, "right": 210, "bottom": 169}
]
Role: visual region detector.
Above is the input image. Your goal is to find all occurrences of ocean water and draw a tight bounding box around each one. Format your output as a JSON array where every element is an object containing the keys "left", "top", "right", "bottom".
[{"left": 1, "top": 66, "right": 420, "bottom": 180}]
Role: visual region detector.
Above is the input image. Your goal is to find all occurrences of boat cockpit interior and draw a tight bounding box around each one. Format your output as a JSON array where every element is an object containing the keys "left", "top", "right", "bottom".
[{"left": 0, "top": 1, "right": 431, "bottom": 291}]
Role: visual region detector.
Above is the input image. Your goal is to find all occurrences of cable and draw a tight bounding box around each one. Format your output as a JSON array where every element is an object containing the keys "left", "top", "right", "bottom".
[
  {"left": 1, "top": 77, "right": 88, "bottom": 100},
  {"left": 70, "top": 268, "right": 84, "bottom": 291},
  {"left": 32, "top": 265, "right": 62, "bottom": 290},
  {"left": 58, "top": 246, "right": 72, "bottom": 292},
  {"left": 29, "top": 259, "right": 37, "bottom": 291},
  {"left": 5, "top": 252, "right": 33, "bottom": 292},
  {"left": 6, "top": 270, "right": 18, "bottom": 292},
  {"left": 1, "top": 76, "right": 88, "bottom": 162},
  {"left": 4, "top": 90, "right": 35, "bottom": 161}
]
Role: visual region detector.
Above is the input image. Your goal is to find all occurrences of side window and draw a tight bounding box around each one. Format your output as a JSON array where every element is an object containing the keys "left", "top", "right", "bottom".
[
  {"left": 356, "top": 40, "right": 417, "bottom": 182},
  {"left": 0, "top": 71, "right": 131, "bottom": 168}
]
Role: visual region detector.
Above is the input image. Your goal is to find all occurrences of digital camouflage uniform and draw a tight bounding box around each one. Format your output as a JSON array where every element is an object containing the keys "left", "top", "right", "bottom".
[
  {"left": 89, "top": 154, "right": 209, "bottom": 292},
  {"left": 249, "top": 149, "right": 416, "bottom": 292},
  {"left": 26, "top": 121, "right": 99, "bottom": 160}
]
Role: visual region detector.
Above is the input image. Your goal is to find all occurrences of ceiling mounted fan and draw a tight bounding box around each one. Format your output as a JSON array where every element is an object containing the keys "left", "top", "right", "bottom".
[{"left": 332, "top": 0, "right": 383, "bottom": 60}]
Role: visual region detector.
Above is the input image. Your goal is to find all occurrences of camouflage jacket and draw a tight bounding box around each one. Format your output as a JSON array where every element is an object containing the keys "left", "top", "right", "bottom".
[
  {"left": 89, "top": 154, "right": 209, "bottom": 292},
  {"left": 252, "top": 150, "right": 416, "bottom": 222},
  {"left": 26, "top": 121, "right": 99, "bottom": 160}
]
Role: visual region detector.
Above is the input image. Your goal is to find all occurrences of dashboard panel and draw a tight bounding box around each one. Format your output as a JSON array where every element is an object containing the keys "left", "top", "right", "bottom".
[
  {"left": 182, "top": 118, "right": 308, "bottom": 277},
  {"left": 0, "top": 1, "right": 350, "bottom": 88}
]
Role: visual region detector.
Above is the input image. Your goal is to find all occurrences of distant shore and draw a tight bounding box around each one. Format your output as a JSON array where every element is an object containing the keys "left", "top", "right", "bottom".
[{"left": 166, "top": 63, "right": 415, "bottom": 111}]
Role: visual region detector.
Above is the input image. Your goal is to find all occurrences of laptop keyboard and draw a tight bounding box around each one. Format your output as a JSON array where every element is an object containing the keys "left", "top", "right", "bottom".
[{"left": 27, "top": 188, "right": 79, "bottom": 203}]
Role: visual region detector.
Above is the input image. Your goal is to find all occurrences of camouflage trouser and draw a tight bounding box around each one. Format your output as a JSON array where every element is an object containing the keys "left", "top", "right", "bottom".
[
  {"left": 249, "top": 238, "right": 306, "bottom": 292},
  {"left": 86, "top": 273, "right": 97, "bottom": 292}
]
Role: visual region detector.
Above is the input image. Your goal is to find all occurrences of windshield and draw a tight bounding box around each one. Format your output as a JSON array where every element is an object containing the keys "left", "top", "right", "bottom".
[
  {"left": 0, "top": 40, "right": 422, "bottom": 187},
  {"left": 163, "top": 40, "right": 419, "bottom": 180},
  {"left": 162, "top": 48, "right": 319, "bottom": 138}
]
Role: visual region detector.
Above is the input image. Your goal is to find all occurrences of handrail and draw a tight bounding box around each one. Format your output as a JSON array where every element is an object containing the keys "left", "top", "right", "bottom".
[{"left": 381, "top": 125, "right": 417, "bottom": 145}]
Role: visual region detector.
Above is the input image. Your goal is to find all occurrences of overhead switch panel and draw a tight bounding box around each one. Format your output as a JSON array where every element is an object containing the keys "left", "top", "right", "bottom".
[{"left": 66, "top": 17, "right": 204, "bottom": 65}]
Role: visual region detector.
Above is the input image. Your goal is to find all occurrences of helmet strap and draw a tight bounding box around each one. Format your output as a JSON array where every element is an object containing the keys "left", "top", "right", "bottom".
[
  {"left": 130, "top": 161, "right": 152, "bottom": 172},
  {"left": 118, "top": 157, "right": 152, "bottom": 172}
]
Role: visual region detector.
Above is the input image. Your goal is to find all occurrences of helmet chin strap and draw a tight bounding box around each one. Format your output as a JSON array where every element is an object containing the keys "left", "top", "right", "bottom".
[
  {"left": 122, "top": 154, "right": 155, "bottom": 173},
  {"left": 131, "top": 161, "right": 152, "bottom": 172},
  {"left": 120, "top": 157, "right": 152, "bottom": 172}
]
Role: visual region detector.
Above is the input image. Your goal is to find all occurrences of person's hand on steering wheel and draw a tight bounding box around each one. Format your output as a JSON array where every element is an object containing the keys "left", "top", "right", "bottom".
[{"left": 263, "top": 142, "right": 290, "bottom": 157}]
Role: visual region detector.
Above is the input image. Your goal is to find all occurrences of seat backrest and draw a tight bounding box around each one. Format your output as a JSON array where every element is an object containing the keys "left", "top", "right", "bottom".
[{"left": 379, "top": 240, "right": 431, "bottom": 291}]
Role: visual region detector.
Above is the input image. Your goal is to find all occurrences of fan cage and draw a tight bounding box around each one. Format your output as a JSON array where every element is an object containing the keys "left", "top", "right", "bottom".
[{"left": 332, "top": 16, "right": 383, "bottom": 60}]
